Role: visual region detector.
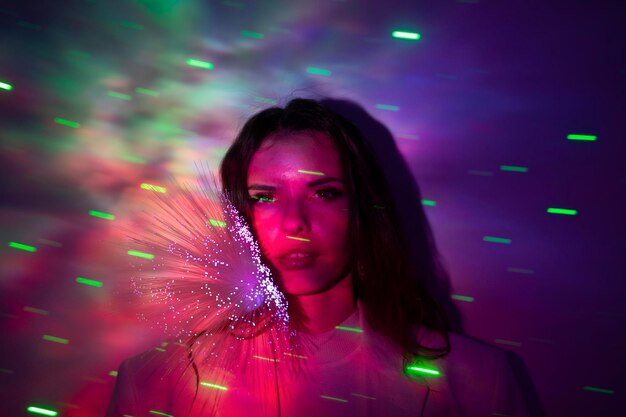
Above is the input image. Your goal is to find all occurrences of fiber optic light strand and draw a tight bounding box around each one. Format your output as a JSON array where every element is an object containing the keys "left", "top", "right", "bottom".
[
  {"left": 297, "top": 169, "right": 325, "bottom": 176},
  {"left": 187, "top": 58, "right": 214, "bottom": 69},
  {"left": 140, "top": 183, "right": 167, "bottom": 193},
  {"left": 42, "top": 335, "right": 69, "bottom": 344},
  {"left": 407, "top": 366, "right": 440, "bottom": 376},
  {"left": 451, "top": 294, "right": 474, "bottom": 302},
  {"left": 200, "top": 382, "right": 228, "bottom": 391},
  {"left": 241, "top": 30, "right": 264, "bottom": 39},
  {"left": 76, "top": 277, "right": 103, "bottom": 287},
  {"left": 421, "top": 200, "right": 436, "bottom": 206},
  {"left": 0, "top": 81, "right": 13, "bottom": 91},
  {"left": 89, "top": 210, "right": 115, "bottom": 220},
  {"left": 567, "top": 134, "right": 597, "bottom": 141},
  {"left": 306, "top": 67, "right": 331, "bottom": 76},
  {"left": 375, "top": 104, "right": 400, "bottom": 111},
  {"left": 108, "top": 91, "right": 132, "bottom": 101},
  {"left": 149, "top": 411, "right": 173, "bottom": 417},
  {"left": 392, "top": 31, "right": 421, "bottom": 40},
  {"left": 335, "top": 326, "right": 364, "bottom": 333},
  {"left": 483, "top": 236, "right": 511, "bottom": 244},
  {"left": 320, "top": 395, "right": 348, "bottom": 403},
  {"left": 500, "top": 165, "right": 528, "bottom": 173},
  {"left": 9, "top": 242, "right": 37, "bottom": 252},
  {"left": 27, "top": 407, "right": 58, "bottom": 416},
  {"left": 286, "top": 236, "right": 311, "bottom": 242},
  {"left": 582, "top": 386, "right": 614, "bottom": 394},
  {"left": 54, "top": 118, "right": 80, "bottom": 128},
  {"left": 209, "top": 219, "right": 227, "bottom": 227},
  {"left": 547, "top": 208, "right": 577, "bottom": 215},
  {"left": 127, "top": 250, "right": 155, "bottom": 260},
  {"left": 135, "top": 87, "right": 160, "bottom": 97}
]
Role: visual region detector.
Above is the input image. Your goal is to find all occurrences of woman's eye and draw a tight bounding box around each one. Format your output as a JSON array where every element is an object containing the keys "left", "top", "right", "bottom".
[
  {"left": 315, "top": 188, "right": 344, "bottom": 201},
  {"left": 249, "top": 194, "right": 276, "bottom": 203}
]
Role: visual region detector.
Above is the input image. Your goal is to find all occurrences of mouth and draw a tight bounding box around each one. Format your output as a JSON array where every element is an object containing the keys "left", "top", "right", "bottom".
[{"left": 276, "top": 252, "right": 317, "bottom": 270}]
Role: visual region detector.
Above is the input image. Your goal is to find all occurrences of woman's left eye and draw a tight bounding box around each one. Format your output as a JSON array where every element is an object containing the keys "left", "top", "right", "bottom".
[{"left": 315, "top": 188, "right": 344, "bottom": 201}]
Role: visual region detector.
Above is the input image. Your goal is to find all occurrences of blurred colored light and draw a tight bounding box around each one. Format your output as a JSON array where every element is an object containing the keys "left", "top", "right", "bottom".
[
  {"left": 128, "top": 250, "right": 155, "bottom": 260},
  {"left": 567, "top": 134, "right": 597, "bottom": 141},
  {"left": 42, "top": 335, "right": 69, "bottom": 344},
  {"left": 582, "top": 386, "right": 614, "bottom": 394},
  {"left": 254, "top": 96, "right": 277, "bottom": 105},
  {"left": 241, "top": 30, "right": 264, "bottom": 39},
  {"left": 187, "top": 59, "right": 214, "bottom": 69},
  {"left": 451, "top": 294, "right": 474, "bottom": 302},
  {"left": 24, "top": 306, "right": 49, "bottom": 315},
  {"left": 135, "top": 87, "right": 160, "bottom": 97},
  {"left": 149, "top": 411, "right": 173, "bottom": 417},
  {"left": 494, "top": 338, "right": 521, "bottom": 347},
  {"left": 200, "top": 382, "right": 228, "bottom": 391},
  {"left": 38, "top": 239, "right": 62, "bottom": 247},
  {"left": 468, "top": 170, "right": 493, "bottom": 176},
  {"left": 406, "top": 365, "right": 440, "bottom": 376},
  {"left": 0, "top": 81, "right": 12, "bottom": 91},
  {"left": 107, "top": 91, "right": 132, "bottom": 101},
  {"left": 89, "top": 210, "right": 115, "bottom": 220},
  {"left": 209, "top": 219, "right": 227, "bottom": 227},
  {"left": 109, "top": 371, "right": 118, "bottom": 377},
  {"left": 500, "top": 165, "right": 528, "bottom": 173},
  {"left": 9, "top": 242, "right": 37, "bottom": 252},
  {"left": 140, "top": 183, "right": 167, "bottom": 193},
  {"left": 351, "top": 393, "right": 376, "bottom": 400},
  {"left": 297, "top": 169, "right": 324, "bottom": 176},
  {"left": 421, "top": 199, "right": 436, "bottom": 206},
  {"left": 483, "top": 236, "right": 512, "bottom": 244},
  {"left": 120, "top": 21, "right": 143, "bottom": 30},
  {"left": 286, "top": 236, "right": 311, "bottom": 242},
  {"left": 320, "top": 395, "right": 348, "bottom": 403},
  {"left": 392, "top": 31, "right": 421, "bottom": 40},
  {"left": 76, "top": 277, "right": 103, "bottom": 287},
  {"left": 547, "top": 207, "right": 577, "bottom": 215},
  {"left": 253, "top": 355, "right": 278, "bottom": 362},
  {"left": 375, "top": 104, "right": 400, "bottom": 111},
  {"left": 27, "top": 407, "right": 58, "bottom": 416},
  {"left": 507, "top": 267, "right": 535, "bottom": 274},
  {"left": 122, "top": 155, "right": 147, "bottom": 164},
  {"left": 306, "top": 67, "right": 331, "bottom": 76},
  {"left": 54, "top": 118, "right": 80, "bottom": 128},
  {"left": 335, "top": 326, "right": 364, "bottom": 333}
]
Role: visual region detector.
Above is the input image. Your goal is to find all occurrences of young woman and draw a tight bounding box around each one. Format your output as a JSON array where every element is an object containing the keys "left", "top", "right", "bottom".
[{"left": 108, "top": 98, "right": 531, "bottom": 417}]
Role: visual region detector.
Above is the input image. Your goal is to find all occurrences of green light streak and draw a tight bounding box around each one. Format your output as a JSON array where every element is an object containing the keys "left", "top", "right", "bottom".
[
  {"left": 335, "top": 326, "right": 364, "bottom": 333},
  {"left": 54, "top": 118, "right": 80, "bottom": 128},
  {"left": 253, "top": 355, "right": 278, "bottom": 362},
  {"left": 155, "top": 347, "right": 166, "bottom": 352},
  {"left": 567, "top": 134, "right": 597, "bottom": 141},
  {"left": 135, "top": 87, "right": 160, "bottom": 97},
  {"left": 27, "top": 407, "right": 58, "bottom": 416},
  {"left": 107, "top": 91, "right": 132, "bottom": 101},
  {"left": 285, "top": 236, "right": 311, "bottom": 242},
  {"left": 297, "top": 169, "right": 325, "bottom": 176},
  {"left": 200, "top": 381, "right": 228, "bottom": 391},
  {"left": 582, "top": 386, "right": 614, "bottom": 394},
  {"left": 42, "top": 335, "right": 69, "bottom": 345},
  {"left": 89, "top": 210, "right": 115, "bottom": 220},
  {"left": 241, "top": 30, "right": 264, "bottom": 39},
  {"left": 128, "top": 250, "right": 155, "bottom": 260},
  {"left": 306, "top": 67, "right": 331, "bottom": 76},
  {"left": 24, "top": 306, "right": 49, "bottom": 315},
  {"left": 187, "top": 58, "right": 214, "bottom": 69},
  {"left": 500, "top": 165, "right": 528, "bottom": 173},
  {"left": 109, "top": 371, "right": 118, "bottom": 376},
  {"left": 254, "top": 97, "right": 277, "bottom": 105},
  {"left": 392, "top": 31, "right": 421, "bottom": 40},
  {"left": 8, "top": 242, "right": 37, "bottom": 252},
  {"left": 421, "top": 199, "right": 436, "bottom": 206},
  {"left": 149, "top": 411, "right": 173, "bottom": 417},
  {"left": 451, "top": 294, "right": 474, "bottom": 302},
  {"left": 320, "top": 395, "right": 348, "bottom": 403},
  {"left": 0, "top": 81, "right": 13, "bottom": 91},
  {"left": 209, "top": 219, "right": 227, "bottom": 228},
  {"left": 407, "top": 365, "right": 440, "bottom": 376},
  {"left": 507, "top": 267, "right": 535, "bottom": 274},
  {"left": 483, "top": 236, "right": 512, "bottom": 244},
  {"left": 140, "top": 183, "right": 167, "bottom": 193},
  {"left": 76, "top": 277, "right": 103, "bottom": 287},
  {"left": 547, "top": 207, "right": 577, "bottom": 216},
  {"left": 375, "top": 104, "right": 400, "bottom": 111}
]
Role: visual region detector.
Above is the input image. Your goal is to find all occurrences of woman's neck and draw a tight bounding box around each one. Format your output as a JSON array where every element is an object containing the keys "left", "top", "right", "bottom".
[{"left": 288, "top": 274, "right": 356, "bottom": 334}]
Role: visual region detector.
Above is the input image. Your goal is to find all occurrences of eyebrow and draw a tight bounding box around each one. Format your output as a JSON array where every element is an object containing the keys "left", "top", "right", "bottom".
[{"left": 248, "top": 177, "right": 344, "bottom": 191}]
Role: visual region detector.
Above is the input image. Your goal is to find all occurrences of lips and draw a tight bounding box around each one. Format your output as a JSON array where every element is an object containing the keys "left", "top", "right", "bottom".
[{"left": 275, "top": 249, "right": 317, "bottom": 270}]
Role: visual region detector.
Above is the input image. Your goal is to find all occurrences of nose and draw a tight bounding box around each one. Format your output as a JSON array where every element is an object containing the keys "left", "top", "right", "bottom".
[{"left": 281, "top": 199, "right": 310, "bottom": 236}]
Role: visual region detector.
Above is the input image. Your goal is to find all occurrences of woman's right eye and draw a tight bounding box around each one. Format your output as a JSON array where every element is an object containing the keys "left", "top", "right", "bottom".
[{"left": 249, "top": 193, "right": 276, "bottom": 203}]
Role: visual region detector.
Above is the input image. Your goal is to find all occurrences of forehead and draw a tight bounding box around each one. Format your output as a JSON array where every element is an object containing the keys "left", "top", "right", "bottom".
[{"left": 247, "top": 131, "right": 342, "bottom": 181}]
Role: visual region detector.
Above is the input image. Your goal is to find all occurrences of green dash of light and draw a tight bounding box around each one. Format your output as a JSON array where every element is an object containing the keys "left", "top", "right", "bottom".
[
  {"left": 209, "top": 219, "right": 227, "bottom": 228},
  {"left": 9, "top": 242, "right": 37, "bottom": 252},
  {"left": 109, "top": 371, "right": 118, "bottom": 377},
  {"left": 306, "top": 67, "right": 331, "bottom": 76},
  {"left": 407, "top": 366, "right": 440, "bottom": 376},
  {"left": 285, "top": 236, "right": 311, "bottom": 242},
  {"left": 76, "top": 277, "right": 103, "bottom": 287},
  {"left": 27, "top": 407, "right": 58, "bottom": 416},
  {"left": 297, "top": 169, "right": 325, "bottom": 176},
  {"left": 567, "top": 134, "right": 597, "bottom": 141},
  {"left": 500, "top": 165, "right": 528, "bottom": 173},
  {"left": 140, "top": 183, "right": 167, "bottom": 193},
  {"left": 547, "top": 207, "right": 577, "bottom": 216},
  {"left": 335, "top": 326, "right": 364, "bottom": 333},
  {"left": 135, "top": 87, "right": 159, "bottom": 97},
  {"left": 582, "top": 386, "right": 614, "bottom": 394},
  {"left": 200, "top": 381, "right": 228, "bottom": 391},
  {"left": 320, "top": 395, "right": 348, "bottom": 403},
  {"left": 451, "top": 294, "right": 474, "bottom": 302},
  {"left": 187, "top": 58, "right": 214, "bottom": 69},
  {"left": 241, "top": 30, "right": 264, "bottom": 39},
  {"left": 127, "top": 250, "right": 155, "bottom": 260},
  {"left": 483, "top": 236, "right": 512, "bottom": 244},
  {"left": 107, "top": 91, "right": 132, "bottom": 101},
  {"left": 24, "top": 306, "right": 49, "bottom": 315},
  {"left": 149, "top": 411, "right": 173, "bottom": 417},
  {"left": 421, "top": 199, "right": 436, "bottom": 207},
  {"left": 42, "top": 335, "right": 69, "bottom": 345},
  {"left": 392, "top": 31, "right": 421, "bottom": 40},
  {"left": 54, "top": 118, "right": 80, "bottom": 128},
  {"left": 375, "top": 104, "right": 400, "bottom": 111},
  {"left": 0, "top": 81, "right": 13, "bottom": 91},
  {"left": 89, "top": 210, "right": 115, "bottom": 220}
]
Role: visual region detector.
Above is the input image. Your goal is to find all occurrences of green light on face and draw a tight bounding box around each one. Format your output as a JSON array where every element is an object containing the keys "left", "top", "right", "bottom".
[
  {"left": 149, "top": 411, "right": 173, "bottom": 417},
  {"left": 335, "top": 326, "right": 364, "bottom": 333},
  {"left": 187, "top": 58, "right": 214, "bottom": 69},
  {"left": 451, "top": 294, "right": 474, "bottom": 302},
  {"left": 567, "top": 134, "right": 597, "bottom": 141},
  {"left": 109, "top": 371, "right": 118, "bottom": 377},
  {"left": 406, "top": 365, "right": 440, "bottom": 376},
  {"left": 76, "top": 277, "right": 103, "bottom": 287},
  {"left": 392, "top": 31, "right": 421, "bottom": 40},
  {"left": 89, "top": 210, "right": 115, "bottom": 220},
  {"left": 128, "top": 250, "right": 155, "bottom": 260},
  {"left": 107, "top": 91, "right": 132, "bottom": 101},
  {"left": 483, "top": 236, "right": 512, "bottom": 244},
  {"left": 0, "top": 81, "right": 13, "bottom": 91},
  {"left": 320, "top": 395, "right": 348, "bottom": 403},
  {"left": 140, "top": 183, "right": 167, "bottom": 193},
  {"left": 500, "top": 165, "right": 528, "bottom": 173},
  {"left": 547, "top": 207, "right": 577, "bottom": 216},
  {"left": 54, "top": 118, "right": 80, "bottom": 128},
  {"left": 297, "top": 169, "right": 325, "bottom": 176},
  {"left": 209, "top": 219, "right": 227, "bottom": 228},
  {"left": 421, "top": 199, "right": 436, "bottom": 206},
  {"left": 582, "top": 386, "right": 615, "bottom": 394},
  {"left": 285, "top": 236, "right": 311, "bottom": 242},
  {"left": 42, "top": 335, "right": 69, "bottom": 345},
  {"left": 9, "top": 242, "right": 37, "bottom": 252},
  {"left": 241, "top": 30, "right": 264, "bottom": 39},
  {"left": 27, "top": 407, "right": 58, "bottom": 416},
  {"left": 135, "top": 87, "right": 160, "bottom": 97},
  {"left": 306, "top": 67, "right": 331, "bottom": 76},
  {"left": 200, "top": 381, "right": 228, "bottom": 390},
  {"left": 375, "top": 104, "right": 400, "bottom": 111}
]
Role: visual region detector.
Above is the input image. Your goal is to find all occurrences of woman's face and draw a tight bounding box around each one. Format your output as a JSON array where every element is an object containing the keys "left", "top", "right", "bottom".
[{"left": 247, "top": 131, "right": 351, "bottom": 296}]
